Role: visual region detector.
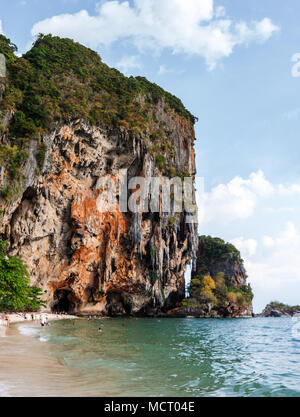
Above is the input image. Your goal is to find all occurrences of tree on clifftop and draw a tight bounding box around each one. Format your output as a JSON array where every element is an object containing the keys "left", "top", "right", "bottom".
[
  {"left": 0, "top": 240, "right": 45, "bottom": 312},
  {"left": 0, "top": 35, "right": 17, "bottom": 63}
]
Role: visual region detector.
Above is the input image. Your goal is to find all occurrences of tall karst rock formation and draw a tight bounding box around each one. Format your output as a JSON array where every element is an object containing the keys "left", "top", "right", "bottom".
[{"left": 0, "top": 34, "right": 198, "bottom": 315}]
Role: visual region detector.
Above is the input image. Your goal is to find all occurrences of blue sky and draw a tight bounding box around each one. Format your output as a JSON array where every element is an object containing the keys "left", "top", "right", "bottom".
[{"left": 1, "top": 0, "right": 300, "bottom": 312}]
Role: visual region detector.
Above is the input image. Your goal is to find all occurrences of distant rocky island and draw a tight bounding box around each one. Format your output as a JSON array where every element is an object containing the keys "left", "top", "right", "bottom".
[{"left": 260, "top": 302, "right": 300, "bottom": 317}]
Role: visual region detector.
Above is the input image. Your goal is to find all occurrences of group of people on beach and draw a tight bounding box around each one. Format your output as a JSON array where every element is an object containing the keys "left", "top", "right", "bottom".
[
  {"left": 0, "top": 312, "right": 52, "bottom": 327},
  {"left": 27, "top": 314, "right": 51, "bottom": 327},
  {"left": 40, "top": 315, "right": 51, "bottom": 327},
  {"left": 0, "top": 312, "right": 104, "bottom": 332}
]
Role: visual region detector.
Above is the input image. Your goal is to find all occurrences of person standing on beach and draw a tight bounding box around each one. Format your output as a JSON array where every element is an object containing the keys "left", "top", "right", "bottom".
[{"left": 4, "top": 313, "right": 9, "bottom": 327}]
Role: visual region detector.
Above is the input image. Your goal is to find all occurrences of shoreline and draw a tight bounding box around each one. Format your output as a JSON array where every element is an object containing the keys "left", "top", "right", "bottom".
[
  {"left": 0, "top": 312, "right": 78, "bottom": 326},
  {"left": 0, "top": 312, "right": 283, "bottom": 325}
]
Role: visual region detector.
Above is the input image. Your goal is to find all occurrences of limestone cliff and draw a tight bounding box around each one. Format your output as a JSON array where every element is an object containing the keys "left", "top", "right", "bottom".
[
  {"left": 168, "top": 236, "right": 253, "bottom": 318},
  {"left": 194, "top": 236, "right": 249, "bottom": 288},
  {"left": 0, "top": 35, "right": 198, "bottom": 315}
]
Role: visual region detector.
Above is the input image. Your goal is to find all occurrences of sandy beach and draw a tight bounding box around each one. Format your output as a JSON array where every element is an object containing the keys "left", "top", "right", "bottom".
[{"left": 0, "top": 312, "right": 78, "bottom": 326}]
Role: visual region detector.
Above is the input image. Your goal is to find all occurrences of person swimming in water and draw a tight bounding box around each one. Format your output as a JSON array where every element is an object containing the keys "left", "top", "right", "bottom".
[{"left": 98, "top": 327, "right": 103, "bottom": 333}]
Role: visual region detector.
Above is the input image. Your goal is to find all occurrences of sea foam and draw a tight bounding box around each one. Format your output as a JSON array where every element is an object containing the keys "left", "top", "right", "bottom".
[
  {"left": 18, "top": 324, "right": 39, "bottom": 337},
  {"left": 0, "top": 382, "right": 11, "bottom": 397}
]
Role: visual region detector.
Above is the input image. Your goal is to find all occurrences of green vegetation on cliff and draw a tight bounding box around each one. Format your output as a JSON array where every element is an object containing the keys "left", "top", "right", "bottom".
[
  {"left": 0, "top": 35, "right": 17, "bottom": 64},
  {"left": 0, "top": 240, "right": 45, "bottom": 312},
  {"left": 184, "top": 272, "right": 253, "bottom": 313},
  {"left": 181, "top": 236, "right": 253, "bottom": 317},
  {"left": 196, "top": 235, "right": 243, "bottom": 276},
  {"left": 0, "top": 34, "right": 196, "bottom": 201}
]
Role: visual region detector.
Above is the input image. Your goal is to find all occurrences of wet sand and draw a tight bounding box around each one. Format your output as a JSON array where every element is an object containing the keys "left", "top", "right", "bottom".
[
  {"left": 0, "top": 319, "right": 97, "bottom": 397},
  {"left": 0, "top": 314, "right": 79, "bottom": 396}
]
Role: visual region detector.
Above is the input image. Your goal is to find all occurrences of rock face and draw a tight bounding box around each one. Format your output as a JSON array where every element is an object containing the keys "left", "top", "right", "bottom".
[
  {"left": 194, "top": 237, "right": 248, "bottom": 288},
  {"left": 1, "top": 117, "right": 197, "bottom": 316},
  {"left": 0, "top": 35, "right": 198, "bottom": 316},
  {"left": 261, "top": 302, "right": 300, "bottom": 317},
  {"left": 171, "top": 236, "right": 254, "bottom": 318},
  {"left": 3, "top": 35, "right": 258, "bottom": 320}
]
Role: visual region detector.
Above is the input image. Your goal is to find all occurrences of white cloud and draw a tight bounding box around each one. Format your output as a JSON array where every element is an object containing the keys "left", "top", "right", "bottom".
[
  {"left": 157, "top": 64, "right": 184, "bottom": 76},
  {"left": 291, "top": 53, "right": 300, "bottom": 78},
  {"left": 263, "top": 221, "right": 300, "bottom": 248},
  {"left": 158, "top": 65, "right": 169, "bottom": 75},
  {"left": 230, "top": 237, "right": 257, "bottom": 257},
  {"left": 199, "top": 170, "right": 274, "bottom": 224},
  {"left": 278, "top": 183, "right": 300, "bottom": 195},
  {"left": 262, "top": 235, "right": 275, "bottom": 247},
  {"left": 283, "top": 107, "right": 300, "bottom": 120},
  {"left": 116, "top": 55, "right": 142, "bottom": 74},
  {"left": 235, "top": 18, "right": 278, "bottom": 46},
  {"left": 247, "top": 222, "right": 300, "bottom": 311},
  {"left": 199, "top": 170, "right": 300, "bottom": 225},
  {"left": 253, "top": 18, "right": 279, "bottom": 43},
  {"left": 215, "top": 6, "right": 226, "bottom": 18},
  {"left": 199, "top": 171, "right": 300, "bottom": 311},
  {"left": 0, "top": 20, "right": 3, "bottom": 35},
  {"left": 264, "top": 207, "right": 295, "bottom": 213},
  {"left": 30, "top": 0, "right": 279, "bottom": 69}
]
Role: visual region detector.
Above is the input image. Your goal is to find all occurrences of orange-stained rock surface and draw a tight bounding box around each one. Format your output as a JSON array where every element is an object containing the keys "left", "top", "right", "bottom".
[{"left": 1, "top": 108, "right": 198, "bottom": 316}]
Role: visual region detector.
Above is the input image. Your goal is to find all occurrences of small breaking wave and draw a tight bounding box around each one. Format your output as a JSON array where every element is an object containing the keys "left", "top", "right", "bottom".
[
  {"left": 0, "top": 382, "right": 11, "bottom": 397},
  {"left": 39, "top": 336, "right": 49, "bottom": 343},
  {"left": 18, "top": 324, "right": 39, "bottom": 337},
  {"left": 0, "top": 326, "right": 8, "bottom": 338}
]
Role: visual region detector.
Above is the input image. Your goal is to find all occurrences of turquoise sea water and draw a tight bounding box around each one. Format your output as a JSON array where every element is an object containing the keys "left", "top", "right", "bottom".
[{"left": 1, "top": 317, "right": 300, "bottom": 397}]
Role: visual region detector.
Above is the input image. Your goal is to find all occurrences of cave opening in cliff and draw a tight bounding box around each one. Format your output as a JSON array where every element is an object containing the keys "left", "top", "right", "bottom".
[{"left": 52, "top": 289, "right": 76, "bottom": 314}]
